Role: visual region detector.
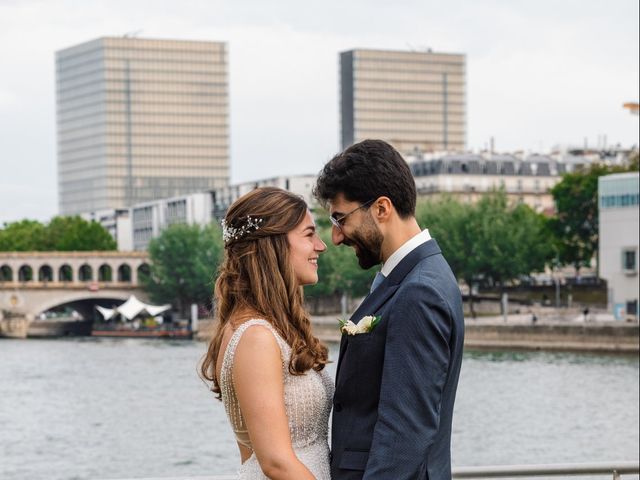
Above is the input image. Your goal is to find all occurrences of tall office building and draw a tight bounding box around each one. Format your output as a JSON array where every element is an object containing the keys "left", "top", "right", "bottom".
[
  {"left": 56, "top": 37, "right": 229, "bottom": 215},
  {"left": 340, "top": 49, "right": 466, "bottom": 154}
]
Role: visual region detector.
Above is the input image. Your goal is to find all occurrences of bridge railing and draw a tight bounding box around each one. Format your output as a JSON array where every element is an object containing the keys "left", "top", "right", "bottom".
[{"left": 102, "top": 460, "right": 640, "bottom": 480}]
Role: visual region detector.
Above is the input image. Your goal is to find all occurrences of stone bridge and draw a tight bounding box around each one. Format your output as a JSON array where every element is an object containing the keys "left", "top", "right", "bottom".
[{"left": 0, "top": 251, "right": 151, "bottom": 322}]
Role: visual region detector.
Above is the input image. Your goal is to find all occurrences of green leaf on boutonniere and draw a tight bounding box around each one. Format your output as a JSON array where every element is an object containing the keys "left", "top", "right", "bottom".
[
  {"left": 338, "top": 318, "right": 348, "bottom": 332},
  {"left": 370, "top": 315, "right": 381, "bottom": 332}
]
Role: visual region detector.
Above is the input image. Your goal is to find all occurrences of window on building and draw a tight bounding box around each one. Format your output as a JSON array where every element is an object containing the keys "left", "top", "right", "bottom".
[
  {"left": 627, "top": 300, "right": 638, "bottom": 316},
  {"left": 622, "top": 248, "right": 637, "bottom": 272}
]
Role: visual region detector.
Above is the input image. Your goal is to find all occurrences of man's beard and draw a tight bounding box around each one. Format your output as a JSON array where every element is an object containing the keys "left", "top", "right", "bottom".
[{"left": 343, "top": 216, "right": 383, "bottom": 270}]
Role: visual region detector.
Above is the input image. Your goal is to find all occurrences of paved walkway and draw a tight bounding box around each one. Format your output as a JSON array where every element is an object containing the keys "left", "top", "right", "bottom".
[{"left": 310, "top": 308, "right": 634, "bottom": 345}]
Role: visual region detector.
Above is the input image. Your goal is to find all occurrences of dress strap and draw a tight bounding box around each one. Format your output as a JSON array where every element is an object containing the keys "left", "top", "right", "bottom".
[
  {"left": 223, "top": 319, "right": 289, "bottom": 368},
  {"left": 219, "top": 319, "right": 290, "bottom": 436}
]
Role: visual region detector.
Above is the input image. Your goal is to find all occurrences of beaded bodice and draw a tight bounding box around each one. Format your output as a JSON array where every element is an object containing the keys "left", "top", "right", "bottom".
[{"left": 219, "top": 319, "right": 334, "bottom": 451}]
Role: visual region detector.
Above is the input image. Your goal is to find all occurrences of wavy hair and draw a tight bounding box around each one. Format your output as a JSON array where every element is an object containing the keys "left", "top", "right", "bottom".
[{"left": 200, "top": 187, "right": 329, "bottom": 397}]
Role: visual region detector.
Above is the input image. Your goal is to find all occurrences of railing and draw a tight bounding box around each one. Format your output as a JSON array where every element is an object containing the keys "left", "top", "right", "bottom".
[
  {"left": 453, "top": 461, "right": 639, "bottom": 478},
  {"left": 105, "top": 461, "right": 640, "bottom": 480}
]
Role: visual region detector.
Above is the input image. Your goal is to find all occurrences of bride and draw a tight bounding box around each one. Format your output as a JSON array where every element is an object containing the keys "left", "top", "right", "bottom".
[{"left": 201, "top": 187, "right": 333, "bottom": 479}]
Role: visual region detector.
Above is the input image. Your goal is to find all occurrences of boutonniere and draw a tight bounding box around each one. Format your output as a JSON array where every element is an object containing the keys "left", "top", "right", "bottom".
[{"left": 338, "top": 315, "right": 381, "bottom": 335}]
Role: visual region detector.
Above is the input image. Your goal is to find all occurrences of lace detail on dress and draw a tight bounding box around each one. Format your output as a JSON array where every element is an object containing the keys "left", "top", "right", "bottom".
[{"left": 219, "top": 319, "right": 333, "bottom": 479}]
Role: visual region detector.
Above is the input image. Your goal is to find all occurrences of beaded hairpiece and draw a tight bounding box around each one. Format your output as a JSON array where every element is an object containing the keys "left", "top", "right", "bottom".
[{"left": 221, "top": 216, "right": 264, "bottom": 245}]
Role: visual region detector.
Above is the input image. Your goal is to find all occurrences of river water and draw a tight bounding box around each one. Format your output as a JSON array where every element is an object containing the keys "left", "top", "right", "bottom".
[{"left": 0, "top": 338, "right": 638, "bottom": 480}]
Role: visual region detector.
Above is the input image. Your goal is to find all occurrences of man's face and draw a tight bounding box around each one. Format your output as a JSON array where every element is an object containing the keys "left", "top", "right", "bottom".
[{"left": 329, "top": 193, "right": 384, "bottom": 270}]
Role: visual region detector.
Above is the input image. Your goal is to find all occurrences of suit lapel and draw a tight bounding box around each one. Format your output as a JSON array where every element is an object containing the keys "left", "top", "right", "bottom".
[
  {"left": 334, "top": 239, "right": 443, "bottom": 383},
  {"left": 335, "top": 283, "right": 399, "bottom": 381}
]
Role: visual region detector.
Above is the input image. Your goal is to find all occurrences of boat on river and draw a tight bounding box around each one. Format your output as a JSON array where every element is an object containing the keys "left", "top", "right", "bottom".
[
  {"left": 91, "top": 295, "right": 192, "bottom": 339},
  {"left": 91, "top": 322, "right": 192, "bottom": 339}
]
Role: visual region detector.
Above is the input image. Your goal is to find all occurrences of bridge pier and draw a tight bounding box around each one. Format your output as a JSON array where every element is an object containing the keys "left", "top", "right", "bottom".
[{"left": 0, "top": 316, "right": 31, "bottom": 338}]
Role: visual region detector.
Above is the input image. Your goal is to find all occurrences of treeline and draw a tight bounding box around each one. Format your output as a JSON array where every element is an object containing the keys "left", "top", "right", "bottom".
[
  {"left": 142, "top": 192, "right": 548, "bottom": 317},
  {"left": 0, "top": 216, "right": 116, "bottom": 251}
]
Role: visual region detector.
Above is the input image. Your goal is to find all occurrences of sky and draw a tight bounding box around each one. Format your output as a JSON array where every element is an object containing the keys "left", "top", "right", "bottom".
[{"left": 0, "top": 0, "right": 638, "bottom": 223}]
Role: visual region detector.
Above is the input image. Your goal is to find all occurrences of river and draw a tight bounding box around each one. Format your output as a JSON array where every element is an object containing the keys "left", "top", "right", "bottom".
[{"left": 0, "top": 338, "right": 638, "bottom": 480}]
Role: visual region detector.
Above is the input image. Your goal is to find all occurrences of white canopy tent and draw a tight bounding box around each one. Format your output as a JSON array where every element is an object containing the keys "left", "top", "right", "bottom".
[{"left": 96, "top": 295, "right": 171, "bottom": 321}]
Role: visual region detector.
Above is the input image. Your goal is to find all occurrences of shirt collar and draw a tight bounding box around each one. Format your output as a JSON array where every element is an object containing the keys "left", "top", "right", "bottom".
[{"left": 380, "top": 229, "right": 431, "bottom": 277}]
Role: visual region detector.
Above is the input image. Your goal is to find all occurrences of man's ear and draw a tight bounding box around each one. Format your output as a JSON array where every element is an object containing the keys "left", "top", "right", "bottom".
[{"left": 371, "top": 196, "right": 393, "bottom": 223}]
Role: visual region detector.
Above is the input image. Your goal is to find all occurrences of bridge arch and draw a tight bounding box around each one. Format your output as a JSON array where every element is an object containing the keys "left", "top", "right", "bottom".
[
  {"left": 38, "top": 265, "right": 53, "bottom": 282},
  {"left": 18, "top": 265, "right": 33, "bottom": 282},
  {"left": 78, "top": 264, "right": 93, "bottom": 282},
  {"left": 33, "top": 291, "right": 134, "bottom": 319},
  {"left": 118, "top": 264, "right": 132, "bottom": 282},
  {"left": 137, "top": 263, "right": 150, "bottom": 282},
  {"left": 0, "top": 264, "right": 12, "bottom": 282},
  {"left": 59, "top": 264, "right": 73, "bottom": 282},
  {"left": 98, "top": 264, "right": 113, "bottom": 282}
]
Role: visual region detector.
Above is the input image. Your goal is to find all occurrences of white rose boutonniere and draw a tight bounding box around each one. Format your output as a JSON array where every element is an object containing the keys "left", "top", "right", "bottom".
[{"left": 338, "top": 315, "right": 381, "bottom": 335}]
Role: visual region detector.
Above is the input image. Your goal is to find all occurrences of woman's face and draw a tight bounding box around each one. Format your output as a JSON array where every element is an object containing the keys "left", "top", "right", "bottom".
[{"left": 287, "top": 210, "right": 327, "bottom": 286}]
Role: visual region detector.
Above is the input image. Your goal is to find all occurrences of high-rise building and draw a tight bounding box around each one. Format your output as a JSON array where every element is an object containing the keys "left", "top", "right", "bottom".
[
  {"left": 340, "top": 49, "right": 466, "bottom": 155},
  {"left": 56, "top": 37, "right": 229, "bottom": 215}
]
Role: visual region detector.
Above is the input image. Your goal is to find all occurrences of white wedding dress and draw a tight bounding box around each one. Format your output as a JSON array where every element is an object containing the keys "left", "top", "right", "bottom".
[{"left": 220, "top": 319, "right": 334, "bottom": 479}]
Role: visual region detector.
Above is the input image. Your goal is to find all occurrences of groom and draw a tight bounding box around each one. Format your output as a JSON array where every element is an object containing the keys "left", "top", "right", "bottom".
[{"left": 314, "top": 139, "right": 465, "bottom": 480}]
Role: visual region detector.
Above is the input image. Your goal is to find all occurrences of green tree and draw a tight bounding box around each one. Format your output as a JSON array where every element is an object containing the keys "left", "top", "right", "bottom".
[
  {"left": 0, "top": 220, "right": 48, "bottom": 251},
  {"left": 45, "top": 216, "right": 116, "bottom": 251},
  {"left": 548, "top": 162, "right": 634, "bottom": 274},
  {"left": 0, "top": 216, "right": 116, "bottom": 251},
  {"left": 417, "top": 196, "right": 482, "bottom": 315},
  {"left": 473, "top": 194, "right": 552, "bottom": 293},
  {"left": 143, "top": 223, "right": 224, "bottom": 317},
  {"left": 417, "top": 191, "right": 552, "bottom": 316}
]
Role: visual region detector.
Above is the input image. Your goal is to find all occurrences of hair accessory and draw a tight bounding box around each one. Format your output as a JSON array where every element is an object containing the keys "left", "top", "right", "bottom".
[{"left": 221, "top": 216, "right": 264, "bottom": 245}]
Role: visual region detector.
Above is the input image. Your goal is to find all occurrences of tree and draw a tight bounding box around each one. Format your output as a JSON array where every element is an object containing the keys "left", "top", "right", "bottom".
[
  {"left": 44, "top": 216, "right": 116, "bottom": 251},
  {"left": 473, "top": 194, "right": 551, "bottom": 293},
  {"left": 143, "top": 223, "right": 224, "bottom": 317},
  {"left": 549, "top": 161, "right": 635, "bottom": 274},
  {"left": 417, "top": 192, "right": 552, "bottom": 316},
  {"left": 417, "top": 196, "right": 482, "bottom": 315},
  {"left": 0, "top": 220, "right": 48, "bottom": 251},
  {"left": 0, "top": 216, "right": 116, "bottom": 251}
]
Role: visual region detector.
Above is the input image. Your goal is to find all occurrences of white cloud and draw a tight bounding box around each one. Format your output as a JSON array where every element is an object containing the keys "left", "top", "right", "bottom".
[{"left": 0, "top": 0, "right": 638, "bottom": 222}]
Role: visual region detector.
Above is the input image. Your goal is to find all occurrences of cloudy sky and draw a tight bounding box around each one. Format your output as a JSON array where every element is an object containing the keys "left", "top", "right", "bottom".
[{"left": 1, "top": 0, "right": 638, "bottom": 222}]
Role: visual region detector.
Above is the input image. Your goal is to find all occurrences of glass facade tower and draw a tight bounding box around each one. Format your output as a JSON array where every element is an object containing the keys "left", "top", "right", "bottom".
[
  {"left": 56, "top": 37, "right": 229, "bottom": 214},
  {"left": 340, "top": 49, "right": 466, "bottom": 154}
]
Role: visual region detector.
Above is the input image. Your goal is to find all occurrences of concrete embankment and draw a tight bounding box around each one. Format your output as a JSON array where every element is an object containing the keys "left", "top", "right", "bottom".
[
  {"left": 197, "top": 317, "right": 639, "bottom": 354},
  {"left": 462, "top": 322, "right": 639, "bottom": 353},
  {"left": 311, "top": 317, "right": 639, "bottom": 353}
]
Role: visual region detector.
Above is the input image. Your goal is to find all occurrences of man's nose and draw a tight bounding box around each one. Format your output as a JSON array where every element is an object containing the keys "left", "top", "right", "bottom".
[{"left": 331, "top": 225, "right": 344, "bottom": 246}]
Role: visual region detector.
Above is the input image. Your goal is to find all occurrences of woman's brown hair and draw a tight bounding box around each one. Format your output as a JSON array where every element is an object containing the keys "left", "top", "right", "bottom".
[{"left": 200, "top": 187, "right": 329, "bottom": 397}]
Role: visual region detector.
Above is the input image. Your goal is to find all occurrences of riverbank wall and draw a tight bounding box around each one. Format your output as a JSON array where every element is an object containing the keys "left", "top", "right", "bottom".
[
  {"left": 461, "top": 322, "right": 638, "bottom": 353},
  {"left": 196, "top": 317, "right": 639, "bottom": 354}
]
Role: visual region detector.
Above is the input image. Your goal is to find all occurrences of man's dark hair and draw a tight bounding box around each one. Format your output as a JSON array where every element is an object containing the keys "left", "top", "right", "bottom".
[{"left": 313, "top": 139, "right": 417, "bottom": 217}]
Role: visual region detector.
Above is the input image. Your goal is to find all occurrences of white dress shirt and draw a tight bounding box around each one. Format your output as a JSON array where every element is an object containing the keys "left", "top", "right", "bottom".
[{"left": 380, "top": 229, "right": 431, "bottom": 277}]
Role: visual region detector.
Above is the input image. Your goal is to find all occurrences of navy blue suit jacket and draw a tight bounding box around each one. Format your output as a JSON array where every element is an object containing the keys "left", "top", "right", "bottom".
[{"left": 331, "top": 239, "right": 465, "bottom": 480}]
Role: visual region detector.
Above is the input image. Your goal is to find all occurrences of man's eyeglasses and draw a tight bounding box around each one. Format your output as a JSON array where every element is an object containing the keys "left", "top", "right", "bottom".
[{"left": 330, "top": 199, "right": 375, "bottom": 231}]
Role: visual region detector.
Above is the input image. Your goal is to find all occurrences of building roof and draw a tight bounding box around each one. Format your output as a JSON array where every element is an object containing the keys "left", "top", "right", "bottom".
[{"left": 410, "top": 154, "right": 562, "bottom": 177}]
